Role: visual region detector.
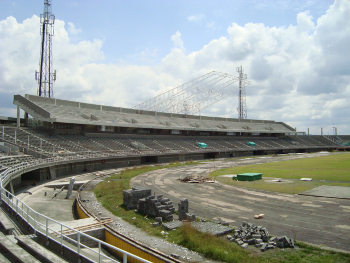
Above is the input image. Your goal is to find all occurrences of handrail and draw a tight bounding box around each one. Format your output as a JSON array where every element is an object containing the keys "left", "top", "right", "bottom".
[{"left": 0, "top": 158, "right": 151, "bottom": 263}]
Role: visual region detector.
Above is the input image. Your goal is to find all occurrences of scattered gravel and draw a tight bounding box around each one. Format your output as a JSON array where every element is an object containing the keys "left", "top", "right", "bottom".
[{"left": 79, "top": 177, "right": 218, "bottom": 263}]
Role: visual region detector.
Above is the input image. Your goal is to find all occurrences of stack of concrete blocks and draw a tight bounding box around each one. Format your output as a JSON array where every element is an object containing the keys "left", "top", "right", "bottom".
[
  {"left": 137, "top": 195, "right": 175, "bottom": 221},
  {"left": 226, "top": 222, "right": 295, "bottom": 251},
  {"left": 178, "top": 198, "right": 196, "bottom": 221},
  {"left": 122, "top": 188, "right": 152, "bottom": 210}
]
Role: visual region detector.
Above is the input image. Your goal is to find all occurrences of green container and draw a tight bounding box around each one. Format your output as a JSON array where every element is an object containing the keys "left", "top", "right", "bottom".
[
  {"left": 237, "top": 173, "right": 262, "bottom": 181},
  {"left": 248, "top": 141, "right": 256, "bottom": 146}
]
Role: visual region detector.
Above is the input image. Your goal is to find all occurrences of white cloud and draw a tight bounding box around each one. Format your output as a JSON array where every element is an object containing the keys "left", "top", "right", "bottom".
[
  {"left": 170, "top": 31, "right": 184, "bottom": 50},
  {"left": 297, "top": 11, "right": 315, "bottom": 33},
  {"left": 187, "top": 14, "right": 205, "bottom": 23},
  {"left": 67, "top": 22, "right": 81, "bottom": 35},
  {"left": 0, "top": 0, "right": 350, "bottom": 134}
]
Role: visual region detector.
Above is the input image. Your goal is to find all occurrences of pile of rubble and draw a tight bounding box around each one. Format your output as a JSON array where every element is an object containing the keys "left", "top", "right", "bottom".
[
  {"left": 227, "top": 222, "right": 295, "bottom": 251},
  {"left": 123, "top": 188, "right": 175, "bottom": 221},
  {"left": 123, "top": 188, "right": 151, "bottom": 210},
  {"left": 137, "top": 195, "right": 175, "bottom": 221},
  {"left": 179, "top": 175, "right": 215, "bottom": 184}
]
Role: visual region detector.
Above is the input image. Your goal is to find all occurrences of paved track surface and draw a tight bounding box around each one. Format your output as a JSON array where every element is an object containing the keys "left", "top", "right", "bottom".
[{"left": 132, "top": 153, "right": 350, "bottom": 251}]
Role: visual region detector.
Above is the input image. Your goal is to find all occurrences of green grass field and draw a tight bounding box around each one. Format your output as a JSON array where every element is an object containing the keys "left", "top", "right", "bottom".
[
  {"left": 211, "top": 153, "right": 350, "bottom": 194},
  {"left": 94, "top": 157, "right": 350, "bottom": 263}
]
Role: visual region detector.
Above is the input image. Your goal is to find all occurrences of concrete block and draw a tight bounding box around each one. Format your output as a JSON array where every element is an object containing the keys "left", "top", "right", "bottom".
[
  {"left": 261, "top": 243, "right": 268, "bottom": 252},
  {"left": 123, "top": 188, "right": 151, "bottom": 210},
  {"left": 241, "top": 243, "right": 248, "bottom": 248},
  {"left": 178, "top": 198, "right": 189, "bottom": 221}
]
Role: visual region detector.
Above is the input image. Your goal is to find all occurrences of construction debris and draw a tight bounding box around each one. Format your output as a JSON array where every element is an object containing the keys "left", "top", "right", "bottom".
[
  {"left": 192, "top": 221, "right": 234, "bottom": 236},
  {"left": 179, "top": 175, "right": 215, "bottom": 184},
  {"left": 254, "top": 213, "right": 264, "bottom": 219},
  {"left": 137, "top": 195, "right": 175, "bottom": 221},
  {"left": 227, "top": 222, "right": 295, "bottom": 251},
  {"left": 272, "top": 179, "right": 281, "bottom": 182},
  {"left": 300, "top": 178, "right": 312, "bottom": 181},
  {"left": 123, "top": 188, "right": 152, "bottom": 210}
]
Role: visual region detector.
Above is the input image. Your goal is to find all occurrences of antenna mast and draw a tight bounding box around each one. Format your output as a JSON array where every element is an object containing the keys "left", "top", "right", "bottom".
[
  {"left": 237, "top": 66, "right": 247, "bottom": 119},
  {"left": 35, "top": 0, "right": 56, "bottom": 97}
]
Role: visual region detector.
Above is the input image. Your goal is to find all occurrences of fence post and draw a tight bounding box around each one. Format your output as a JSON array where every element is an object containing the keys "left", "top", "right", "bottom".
[
  {"left": 46, "top": 217, "right": 49, "bottom": 237},
  {"left": 34, "top": 212, "right": 38, "bottom": 234},
  {"left": 123, "top": 254, "right": 127, "bottom": 263},
  {"left": 77, "top": 232, "right": 80, "bottom": 255},
  {"left": 60, "top": 224, "right": 63, "bottom": 247},
  {"left": 2, "top": 126, "right": 4, "bottom": 139},
  {"left": 15, "top": 130, "right": 17, "bottom": 144},
  {"left": 98, "top": 241, "right": 101, "bottom": 263},
  {"left": 28, "top": 135, "right": 30, "bottom": 152}
]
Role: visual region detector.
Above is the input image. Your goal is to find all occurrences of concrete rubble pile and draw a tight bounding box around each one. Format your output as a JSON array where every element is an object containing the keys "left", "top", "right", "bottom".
[
  {"left": 226, "top": 222, "right": 295, "bottom": 251},
  {"left": 123, "top": 189, "right": 195, "bottom": 223},
  {"left": 137, "top": 195, "right": 175, "bottom": 222},
  {"left": 123, "top": 188, "right": 151, "bottom": 210},
  {"left": 179, "top": 175, "right": 215, "bottom": 184}
]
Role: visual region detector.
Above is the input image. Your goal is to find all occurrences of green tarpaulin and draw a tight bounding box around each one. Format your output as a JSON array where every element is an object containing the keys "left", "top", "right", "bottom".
[
  {"left": 237, "top": 173, "right": 262, "bottom": 181},
  {"left": 197, "top": 142, "right": 207, "bottom": 148},
  {"left": 248, "top": 141, "right": 256, "bottom": 146}
]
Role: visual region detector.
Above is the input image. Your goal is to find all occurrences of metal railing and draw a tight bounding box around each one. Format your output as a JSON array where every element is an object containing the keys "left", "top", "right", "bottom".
[
  {"left": 0, "top": 126, "right": 160, "bottom": 159},
  {"left": 0, "top": 158, "right": 151, "bottom": 263}
]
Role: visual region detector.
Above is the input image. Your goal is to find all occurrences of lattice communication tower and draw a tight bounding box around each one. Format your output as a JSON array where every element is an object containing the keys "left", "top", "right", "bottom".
[
  {"left": 237, "top": 66, "right": 248, "bottom": 119},
  {"left": 35, "top": 0, "right": 56, "bottom": 98},
  {"left": 134, "top": 71, "right": 239, "bottom": 115}
]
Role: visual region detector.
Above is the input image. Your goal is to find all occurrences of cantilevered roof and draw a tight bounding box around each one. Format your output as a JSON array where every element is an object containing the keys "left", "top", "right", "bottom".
[{"left": 13, "top": 94, "right": 295, "bottom": 134}]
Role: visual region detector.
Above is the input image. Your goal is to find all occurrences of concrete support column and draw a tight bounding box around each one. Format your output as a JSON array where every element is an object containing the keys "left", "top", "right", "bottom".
[
  {"left": 49, "top": 167, "right": 57, "bottom": 180},
  {"left": 65, "top": 177, "right": 75, "bottom": 199},
  {"left": 24, "top": 112, "right": 29, "bottom": 126},
  {"left": 9, "top": 181, "right": 14, "bottom": 195},
  {"left": 16, "top": 105, "right": 20, "bottom": 128}
]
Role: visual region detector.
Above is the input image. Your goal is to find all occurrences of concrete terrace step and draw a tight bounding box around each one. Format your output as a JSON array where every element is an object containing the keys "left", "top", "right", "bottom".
[
  {"left": 41, "top": 223, "right": 118, "bottom": 263},
  {"left": 81, "top": 247, "right": 118, "bottom": 263},
  {"left": 0, "top": 234, "right": 41, "bottom": 263},
  {"left": 0, "top": 251, "right": 11, "bottom": 263},
  {"left": 16, "top": 235, "right": 70, "bottom": 263},
  {"left": 0, "top": 208, "right": 16, "bottom": 235}
]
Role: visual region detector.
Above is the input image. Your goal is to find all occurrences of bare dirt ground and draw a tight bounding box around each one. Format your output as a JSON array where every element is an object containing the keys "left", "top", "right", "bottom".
[{"left": 131, "top": 153, "right": 350, "bottom": 252}]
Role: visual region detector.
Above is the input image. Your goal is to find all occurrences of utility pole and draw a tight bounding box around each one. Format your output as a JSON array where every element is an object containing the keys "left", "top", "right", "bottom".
[{"left": 35, "top": 0, "right": 56, "bottom": 97}]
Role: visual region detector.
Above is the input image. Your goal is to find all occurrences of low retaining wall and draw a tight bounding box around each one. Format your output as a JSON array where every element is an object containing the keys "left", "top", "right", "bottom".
[{"left": 75, "top": 189, "right": 180, "bottom": 263}]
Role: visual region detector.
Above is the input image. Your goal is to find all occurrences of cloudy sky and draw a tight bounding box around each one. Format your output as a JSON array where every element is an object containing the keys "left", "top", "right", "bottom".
[{"left": 0, "top": 0, "right": 349, "bottom": 134}]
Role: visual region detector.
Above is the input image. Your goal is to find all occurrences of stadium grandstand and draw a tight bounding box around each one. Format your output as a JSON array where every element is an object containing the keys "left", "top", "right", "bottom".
[
  {"left": 9, "top": 94, "right": 343, "bottom": 159},
  {"left": 0, "top": 93, "right": 348, "bottom": 263}
]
